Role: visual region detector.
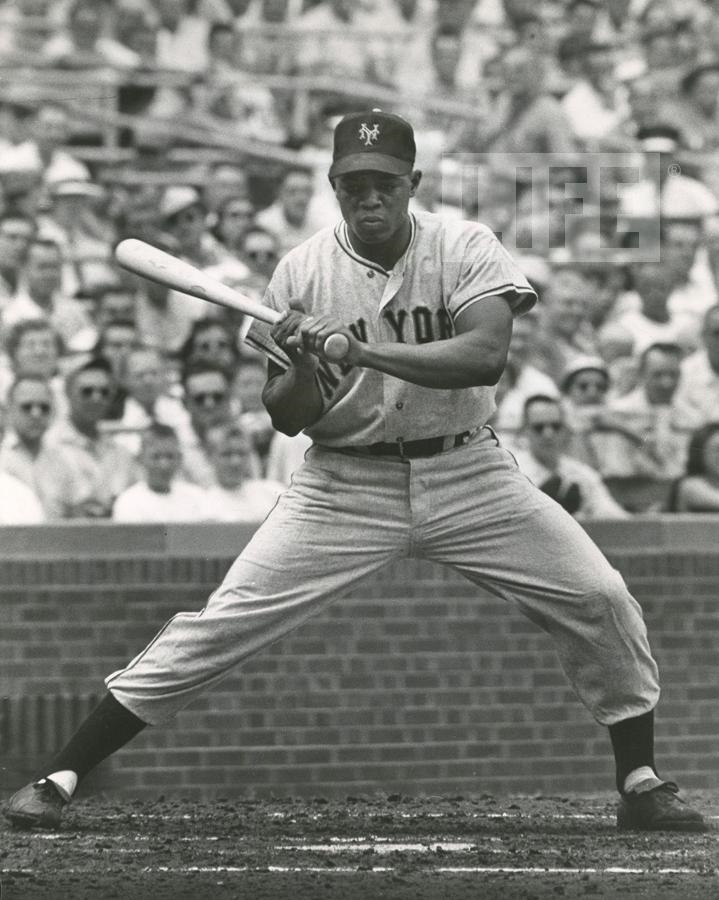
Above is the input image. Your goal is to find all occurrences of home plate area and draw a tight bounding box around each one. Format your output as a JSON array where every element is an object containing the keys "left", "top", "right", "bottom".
[{"left": 2, "top": 793, "right": 717, "bottom": 900}]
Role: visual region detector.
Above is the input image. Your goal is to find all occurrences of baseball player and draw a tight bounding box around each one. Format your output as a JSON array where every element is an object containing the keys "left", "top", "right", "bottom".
[{"left": 4, "top": 111, "right": 707, "bottom": 833}]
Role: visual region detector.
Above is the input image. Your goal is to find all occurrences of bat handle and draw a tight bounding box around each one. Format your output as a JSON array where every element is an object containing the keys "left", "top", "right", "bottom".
[{"left": 323, "top": 333, "right": 350, "bottom": 362}]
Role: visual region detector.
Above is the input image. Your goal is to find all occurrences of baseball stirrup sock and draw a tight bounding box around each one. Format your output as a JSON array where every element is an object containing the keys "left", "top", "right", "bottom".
[
  {"left": 608, "top": 710, "right": 657, "bottom": 793},
  {"left": 40, "top": 692, "right": 147, "bottom": 785}
]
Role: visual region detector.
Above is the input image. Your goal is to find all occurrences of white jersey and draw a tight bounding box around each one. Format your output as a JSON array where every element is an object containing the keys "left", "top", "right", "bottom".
[{"left": 249, "top": 210, "right": 537, "bottom": 446}]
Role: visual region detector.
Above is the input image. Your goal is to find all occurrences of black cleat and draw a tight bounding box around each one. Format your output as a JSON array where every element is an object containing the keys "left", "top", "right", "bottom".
[
  {"left": 4, "top": 779, "right": 68, "bottom": 829},
  {"left": 617, "top": 781, "right": 708, "bottom": 832}
]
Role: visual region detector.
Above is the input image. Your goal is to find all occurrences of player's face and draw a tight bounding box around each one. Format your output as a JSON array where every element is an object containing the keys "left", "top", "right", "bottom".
[{"left": 333, "top": 171, "right": 416, "bottom": 245}]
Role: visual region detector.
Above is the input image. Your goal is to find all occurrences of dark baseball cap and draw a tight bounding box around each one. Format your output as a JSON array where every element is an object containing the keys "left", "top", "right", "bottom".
[{"left": 329, "top": 109, "right": 416, "bottom": 179}]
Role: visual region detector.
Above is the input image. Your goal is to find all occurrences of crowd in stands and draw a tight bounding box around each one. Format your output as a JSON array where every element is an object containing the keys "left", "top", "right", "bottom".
[{"left": 2, "top": 0, "right": 719, "bottom": 523}]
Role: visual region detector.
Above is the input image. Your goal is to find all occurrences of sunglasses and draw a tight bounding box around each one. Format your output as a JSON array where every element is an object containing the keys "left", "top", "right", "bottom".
[
  {"left": 189, "top": 391, "right": 227, "bottom": 405},
  {"left": 79, "top": 386, "right": 111, "bottom": 399},
  {"left": 529, "top": 421, "right": 564, "bottom": 435},
  {"left": 573, "top": 379, "right": 608, "bottom": 392},
  {"left": 246, "top": 249, "right": 277, "bottom": 261},
  {"left": 19, "top": 401, "right": 51, "bottom": 414}
]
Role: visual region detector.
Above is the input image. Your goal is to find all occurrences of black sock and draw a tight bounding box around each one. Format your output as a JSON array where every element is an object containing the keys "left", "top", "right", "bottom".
[
  {"left": 608, "top": 709, "right": 656, "bottom": 793},
  {"left": 39, "top": 692, "right": 147, "bottom": 785}
]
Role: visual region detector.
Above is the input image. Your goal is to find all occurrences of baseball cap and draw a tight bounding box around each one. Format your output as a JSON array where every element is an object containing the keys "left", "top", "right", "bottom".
[{"left": 329, "top": 109, "right": 416, "bottom": 179}]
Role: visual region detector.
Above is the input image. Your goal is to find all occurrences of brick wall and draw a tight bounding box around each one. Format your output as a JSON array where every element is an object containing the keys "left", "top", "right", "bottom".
[{"left": 1, "top": 520, "right": 717, "bottom": 799}]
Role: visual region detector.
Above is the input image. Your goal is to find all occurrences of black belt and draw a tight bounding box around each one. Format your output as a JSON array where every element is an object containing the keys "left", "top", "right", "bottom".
[{"left": 338, "top": 430, "right": 476, "bottom": 460}]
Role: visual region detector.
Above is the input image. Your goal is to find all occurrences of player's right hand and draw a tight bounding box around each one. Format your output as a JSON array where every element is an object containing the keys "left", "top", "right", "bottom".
[{"left": 271, "top": 301, "right": 319, "bottom": 371}]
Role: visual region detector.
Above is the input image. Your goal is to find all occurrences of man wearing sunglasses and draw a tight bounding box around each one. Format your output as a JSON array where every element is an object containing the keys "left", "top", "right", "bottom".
[
  {"left": 0, "top": 374, "right": 82, "bottom": 519},
  {"left": 48, "top": 358, "right": 138, "bottom": 518},
  {"left": 511, "top": 394, "right": 626, "bottom": 521},
  {"left": 5, "top": 110, "right": 709, "bottom": 834}
]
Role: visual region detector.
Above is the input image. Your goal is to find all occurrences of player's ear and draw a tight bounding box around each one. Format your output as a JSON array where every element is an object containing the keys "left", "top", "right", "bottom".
[{"left": 409, "top": 170, "right": 422, "bottom": 196}]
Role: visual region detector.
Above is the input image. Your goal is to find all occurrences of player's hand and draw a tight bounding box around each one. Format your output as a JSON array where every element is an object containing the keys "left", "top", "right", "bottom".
[
  {"left": 271, "top": 301, "right": 318, "bottom": 371},
  {"left": 276, "top": 301, "right": 361, "bottom": 366}
]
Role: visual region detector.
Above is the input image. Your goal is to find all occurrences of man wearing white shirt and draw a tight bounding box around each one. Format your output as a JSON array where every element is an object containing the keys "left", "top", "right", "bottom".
[
  {"left": 113, "top": 423, "right": 210, "bottom": 522},
  {"left": 2, "top": 238, "right": 92, "bottom": 350},
  {"left": 256, "top": 169, "right": 333, "bottom": 258},
  {"left": 510, "top": 395, "right": 627, "bottom": 520},
  {"left": 0, "top": 404, "right": 46, "bottom": 524},
  {"left": 674, "top": 304, "right": 719, "bottom": 427},
  {"left": 204, "top": 423, "right": 283, "bottom": 521}
]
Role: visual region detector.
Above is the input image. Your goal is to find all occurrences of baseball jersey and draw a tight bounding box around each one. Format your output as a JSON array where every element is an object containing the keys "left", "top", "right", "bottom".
[{"left": 247, "top": 210, "right": 537, "bottom": 446}]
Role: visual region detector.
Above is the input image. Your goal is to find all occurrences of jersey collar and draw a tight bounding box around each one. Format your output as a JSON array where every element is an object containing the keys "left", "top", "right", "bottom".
[{"left": 334, "top": 213, "right": 417, "bottom": 276}]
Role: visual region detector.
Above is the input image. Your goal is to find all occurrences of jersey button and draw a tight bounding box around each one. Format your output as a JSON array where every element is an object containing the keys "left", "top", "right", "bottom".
[
  {"left": 367, "top": 270, "right": 375, "bottom": 278},
  {"left": 395, "top": 401, "right": 404, "bottom": 410}
]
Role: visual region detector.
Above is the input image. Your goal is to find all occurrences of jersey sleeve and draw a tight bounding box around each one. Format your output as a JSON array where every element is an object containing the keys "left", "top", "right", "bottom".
[{"left": 445, "top": 224, "right": 538, "bottom": 321}]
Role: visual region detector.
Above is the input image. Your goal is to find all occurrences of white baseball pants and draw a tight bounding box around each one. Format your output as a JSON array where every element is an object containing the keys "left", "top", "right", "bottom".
[{"left": 106, "top": 427, "right": 660, "bottom": 726}]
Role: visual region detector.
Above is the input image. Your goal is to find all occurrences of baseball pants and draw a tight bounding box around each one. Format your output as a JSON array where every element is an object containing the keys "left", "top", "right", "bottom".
[{"left": 106, "top": 427, "right": 660, "bottom": 726}]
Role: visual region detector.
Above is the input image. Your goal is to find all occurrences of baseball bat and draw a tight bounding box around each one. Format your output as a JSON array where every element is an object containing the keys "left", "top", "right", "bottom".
[{"left": 114, "top": 238, "right": 350, "bottom": 362}]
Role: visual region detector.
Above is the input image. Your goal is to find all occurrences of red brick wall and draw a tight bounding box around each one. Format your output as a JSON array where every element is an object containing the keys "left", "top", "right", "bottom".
[{"left": 1, "top": 521, "right": 717, "bottom": 799}]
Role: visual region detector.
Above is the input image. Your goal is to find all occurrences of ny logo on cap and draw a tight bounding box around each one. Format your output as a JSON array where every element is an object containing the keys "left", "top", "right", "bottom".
[{"left": 358, "top": 122, "right": 380, "bottom": 146}]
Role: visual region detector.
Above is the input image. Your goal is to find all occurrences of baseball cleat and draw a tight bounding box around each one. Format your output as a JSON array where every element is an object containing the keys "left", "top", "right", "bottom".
[
  {"left": 616, "top": 781, "right": 708, "bottom": 832},
  {"left": 4, "top": 779, "right": 68, "bottom": 829}
]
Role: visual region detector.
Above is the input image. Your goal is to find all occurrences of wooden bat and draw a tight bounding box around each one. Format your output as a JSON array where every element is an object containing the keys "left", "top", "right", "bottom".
[{"left": 114, "top": 238, "right": 350, "bottom": 362}]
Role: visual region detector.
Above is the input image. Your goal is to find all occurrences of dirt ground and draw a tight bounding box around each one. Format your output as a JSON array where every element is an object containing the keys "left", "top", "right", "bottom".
[{"left": 2, "top": 791, "right": 718, "bottom": 900}]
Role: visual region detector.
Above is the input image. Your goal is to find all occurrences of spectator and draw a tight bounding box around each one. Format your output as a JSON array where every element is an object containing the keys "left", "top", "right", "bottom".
[
  {"left": 102, "top": 345, "right": 184, "bottom": 453},
  {"left": 510, "top": 394, "right": 627, "bottom": 519},
  {"left": 0, "top": 374, "right": 82, "bottom": 519},
  {"left": 0, "top": 318, "right": 66, "bottom": 411},
  {"left": 241, "top": 225, "right": 280, "bottom": 289},
  {"left": 256, "top": 168, "right": 331, "bottom": 257},
  {"left": 295, "top": 0, "right": 396, "bottom": 87},
  {"left": 95, "top": 283, "right": 138, "bottom": 329},
  {"left": 595, "top": 343, "right": 700, "bottom": 481},
  {"left": 667, "top": 422, "right": 719, "bottom": 511},
  {"left": 203, "top": 422, "right": 283, "bottom": 520},
  {"left": 133, "top": 187, "right": 226, "bottom": 353},
  {"left": 531, "top": 266, "right": 599, "bottom": 384},
  {"left": 559, "top": 355, "right": 618, "bottom": 468},
  {"left": 661, "top": 218, "right": 717, "bottom": 324},
  {"left": 0, "top": 212, "right": 35, "bottom": 303},
  {"left": 478, "top": 46, "right": 577, "bottom": 153},
  {"left": 203, "top": 164, "right": 250, "bottom": 222},
  {"left": 13, "top": 103, "right": 91, "bottom": 188},
  {"left": 154, "top": 0, "right": 210, "bottom": 72},
  {"left": 235, "top": 356, "right": 274, "bottom": 468},
  {"left": 674, "top": 304, "right": 719, "bottom": 426},
  {"left": 112, "top": 422, "right": 210, "bottom": 522},
  {"left": 176, "top": 360, "right": 239, "bottom": 487},
  {"left": 48, "top": 358, "right": 139, "bottom": 517},
  {"left": 492, "top": 307, "right": 560, "bottom": 439},
  {"left": 603, "top": 260, "right": 700, "bottom": 357},
  {"left": 1, "top": 238, "right": 92, "bottom": 350},
  {"left": 671, "top": 61, "right": 719, "bottom": 151},
  {"left": 0, "top": 399, "right": 46, "bottom": 524},
  {"left": 213, "top": 194, "right": 256, "bottom": 256},
  {"left": 42, "top": 0, "right": 140, "bottom": 68},
  {"left": 561, "top": 39, "right": 632, "bottom": 148},
  {"left": 92, "top": 318, "right": 139, "bottom": 420},
  {"left": 180, "top": 317, "right": 240, "bottom": 371}
]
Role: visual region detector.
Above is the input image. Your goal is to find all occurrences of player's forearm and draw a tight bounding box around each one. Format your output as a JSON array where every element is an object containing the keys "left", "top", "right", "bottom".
[
  {"left": 262, "top": 365, "right": 324, "bottom": 436},
  {"left": 355, "top": 333, "right": 507, "bottom": 389}
]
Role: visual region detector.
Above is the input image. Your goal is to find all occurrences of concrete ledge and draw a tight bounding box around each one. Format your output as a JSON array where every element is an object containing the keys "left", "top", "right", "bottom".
[{"left": 1, "top": 515, "right": 719, "bottom": 558}]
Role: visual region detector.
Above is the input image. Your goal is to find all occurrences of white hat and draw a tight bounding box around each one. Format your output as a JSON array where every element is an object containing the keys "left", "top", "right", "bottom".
[
  {"left": 159, "top": 185, "right": 203, "bottom": 221},
  {"left": 51, "top": 179, "right": 104, "bottom": 199}
]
